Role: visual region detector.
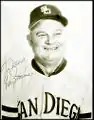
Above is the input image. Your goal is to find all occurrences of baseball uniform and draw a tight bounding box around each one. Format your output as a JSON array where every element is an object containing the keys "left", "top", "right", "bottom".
[
  {"left": 1, "top": 55, "right": 92, "bottom": 119},
  {"left": 1, "top": 4, "right": 92, "bottom": 120}
]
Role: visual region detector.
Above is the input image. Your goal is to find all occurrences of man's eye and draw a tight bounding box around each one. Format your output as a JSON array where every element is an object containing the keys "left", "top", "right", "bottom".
[
  {"left": 54, "top": 32, "right": 62, "bottom": 36},
  {"left": 37, "top": 34, "right": 46, "bottom": 37}
]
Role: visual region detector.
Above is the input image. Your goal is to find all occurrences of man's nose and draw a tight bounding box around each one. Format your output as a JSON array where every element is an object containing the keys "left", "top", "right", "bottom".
[{"left": 45, "top": 35, "right": 54, "bottom": 45}]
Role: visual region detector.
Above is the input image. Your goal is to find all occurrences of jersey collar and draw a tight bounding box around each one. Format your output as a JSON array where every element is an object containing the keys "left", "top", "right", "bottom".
[{"left": 31, "top": 58, "right": 67, "bottom": 77}]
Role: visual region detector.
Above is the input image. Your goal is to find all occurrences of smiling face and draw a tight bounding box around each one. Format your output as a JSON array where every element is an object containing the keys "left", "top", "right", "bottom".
[{"left": 28, "top": 19, "right": 66, "bottom": 65}]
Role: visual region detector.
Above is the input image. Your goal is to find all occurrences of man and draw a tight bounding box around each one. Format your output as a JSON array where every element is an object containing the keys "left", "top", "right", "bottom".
[{"left": 1, "top": 4, "right": 92, "bottom": 119}]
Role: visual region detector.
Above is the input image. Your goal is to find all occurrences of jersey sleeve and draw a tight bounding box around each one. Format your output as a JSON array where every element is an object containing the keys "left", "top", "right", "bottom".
[
  {"left": 1, "top": 56, "right": 19, "bottom": 120},
  {"left": 78, "top": 76, "right": 92, "bottom": 119}
]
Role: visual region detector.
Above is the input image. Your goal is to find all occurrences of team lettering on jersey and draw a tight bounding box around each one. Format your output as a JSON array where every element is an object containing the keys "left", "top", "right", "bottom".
[{"left": 17, "top": 92, "right": 80, "bottom": 119}]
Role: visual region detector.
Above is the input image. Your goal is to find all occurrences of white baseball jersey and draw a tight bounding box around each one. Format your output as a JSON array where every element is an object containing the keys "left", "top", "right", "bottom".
[{"left": 1, "top": 55, "right": 92, "bottom": 119}]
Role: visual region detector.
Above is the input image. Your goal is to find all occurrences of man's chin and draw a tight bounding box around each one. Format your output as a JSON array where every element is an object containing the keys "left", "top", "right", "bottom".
[{"left": 42, "top": 57, "right": 59, "bottom": 64}]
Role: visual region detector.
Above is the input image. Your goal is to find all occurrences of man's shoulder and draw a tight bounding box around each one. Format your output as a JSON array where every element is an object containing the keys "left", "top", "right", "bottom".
[
  {"left": 1, "top": 54, "right": 36, "bottom": 90},
  {"left": 1, "top": 55, "right": 31, "bottom": 72},
  {"left": 59, "top": 65, "right": 91, "bottom": 95}
]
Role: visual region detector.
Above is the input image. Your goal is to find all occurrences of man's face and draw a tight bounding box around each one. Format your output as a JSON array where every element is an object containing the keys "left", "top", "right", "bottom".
[{"left": 28, "top": 19, "right": 66, "bottom": 65}]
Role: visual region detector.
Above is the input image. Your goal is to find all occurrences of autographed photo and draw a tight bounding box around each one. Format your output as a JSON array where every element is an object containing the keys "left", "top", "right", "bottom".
[{"left": 1, "top": 1, "right": 92, "bottom": 119}]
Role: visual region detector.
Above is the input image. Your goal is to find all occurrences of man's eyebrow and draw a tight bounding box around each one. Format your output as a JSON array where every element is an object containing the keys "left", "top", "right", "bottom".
[
  {"left": 55, "top": 29, "right": 62, "bottom": 32},
  {"left": 36, "top": 31, "right": 46, "bottom": 36}
]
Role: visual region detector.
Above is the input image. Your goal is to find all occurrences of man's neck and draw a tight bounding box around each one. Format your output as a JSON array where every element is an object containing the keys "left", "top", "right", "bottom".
[{"left": 35, "top": 58, "right": 64, "bottom": 77}]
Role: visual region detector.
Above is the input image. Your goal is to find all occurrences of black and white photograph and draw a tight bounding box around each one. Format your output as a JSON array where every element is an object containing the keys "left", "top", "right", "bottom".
[{"left": 1, "top": 1, "right": 92, "bottom": 119}]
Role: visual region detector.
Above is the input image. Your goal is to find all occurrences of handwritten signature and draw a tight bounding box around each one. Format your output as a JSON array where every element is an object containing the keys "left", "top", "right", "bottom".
[{"left": 1, "top": 57, "right": 34, "bottom": 89}]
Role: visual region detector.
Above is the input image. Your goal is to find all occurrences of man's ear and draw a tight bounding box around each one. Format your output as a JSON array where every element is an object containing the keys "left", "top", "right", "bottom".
[
  {"left": 26, "top": 34, "right": 33, "bottom": 46},
  {"left": 27, "top": 34, "right": 31, "bottom": 41}
]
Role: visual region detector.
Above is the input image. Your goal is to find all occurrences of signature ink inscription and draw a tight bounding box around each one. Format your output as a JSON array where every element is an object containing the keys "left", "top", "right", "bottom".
[{"left": 1, "top": 57, "right": 34, "bottom": 89}]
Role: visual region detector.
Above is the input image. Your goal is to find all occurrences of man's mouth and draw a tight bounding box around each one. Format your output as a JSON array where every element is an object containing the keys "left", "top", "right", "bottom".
[{"left": 43, "top": 46, "right": 60, "bottom": 51}]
